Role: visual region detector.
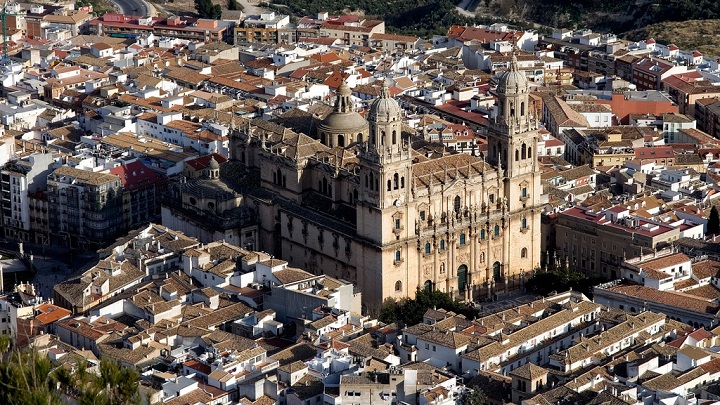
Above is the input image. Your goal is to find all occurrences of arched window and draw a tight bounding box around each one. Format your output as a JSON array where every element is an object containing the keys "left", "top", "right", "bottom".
[
  {"left": 528, "top": 146, "right": 532, "bottom": 157},
  {"left": 357, "top": 133, "right": 363, "bottom": 143},
  {"left": 480, "top": 229, "right": 486, "bottom": 240},
  {"left": 439, "top": 240, "right": 446, "bottom": 250},
  {"left": 395, "top": 280, "right": 402, "bottom": 291},
  {"left": 515, "top": 149, "right": 519, "bottom": 161},
  {"left": 494, "top": 224, "right": 500, "bottom": 237},
  {"left": 521, "top": 247, "right": 528, "bottom": 258},
  {"left": 459, "top": 233, "right": 466, "bottom": 245},
  {"left": 392, "top": 130, "right": 397, "bottom": 145},
  {"left": 353, "top": 189, "right": 358, "bottom": 202},
  {"left": 520, "top": 102, "right": 525, "bottom": 116},
  {"left": 369, "top": 172, "right": 374, "bottom": 190},
  {"left": 327, "top": 184, "right": 332, "bottom": 196},
  {"left": 522, "top": 217, "right": 527, "bottom": 229},
  {"left": 424, "top": 280, "right": 433, "bottom": 292},
  {"left": 322, "top": 178, "right": 328, "bottom": 194},
  {"left": 393, "top": 173, "right": 399, "bottom": 190},
  {"left": 521, "top": 186, "right": 527, "bottom": 198},
  {"left": 401, "top": 177, "right": 405, "bottom": 189},
  {"left": 454, "top": 195, "right": 461, "bottom": 214},
  {"left": 509, "top": 101, "right": 515, "bottom": 117},
  {"left": 521, "top": 143, "right": 527, "bottom": 159},
  {"left": 395, "top": 250, "right": 401, "bottom": 262},
  {"left": 338, "top": 134, "right": 345, "bottom": 147},
  {"left": 381, "top": 131, "right": 385, "bottom": 145},
  {"left": 276, "top": 168, "right": 282, "bottom": 185},
  {"left": 365, "top": 175, "right": 369, "bottom": 188},
  {"left": 387, "top": 180, "right": 392, "bottom": 191},
  {"left": 321, "top": 132, "right": 327, "bottom": 145},
  {"left": 425, "top": 242, "right": 431, "bottom": 254}
]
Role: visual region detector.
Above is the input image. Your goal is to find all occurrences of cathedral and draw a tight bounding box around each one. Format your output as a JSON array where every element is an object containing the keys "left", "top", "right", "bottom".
[{"left": 228, "top": 53, "right": 542, "bottom": 313}]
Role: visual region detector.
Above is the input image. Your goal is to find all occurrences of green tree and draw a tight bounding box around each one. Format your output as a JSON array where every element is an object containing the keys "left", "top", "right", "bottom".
[
  {"left": 97, "top": 359, "right": 141, "bottom": 405},
  {"left": 227, "top": 0, "right": 244, "bottom": 11},
  {"left": 525, "top": 266, "right": 606, "bottom": 297},
  {"left": 0, "top": 344, "right": 141, "bottom": 405},
  {"left": 195, "top": 0, "right": 222, "bottom": 19},
  {"left": 708, "top": 206, "right": 720, "bottom": 236},
  {"left": 0, "top": 348, "right": 61, "bottom": 405},
  {"left": 460, "top": 387, "right": 487, "bottom": 405},
  {"left": 379, "top": 289, "right": 477, "bottom": 326}
]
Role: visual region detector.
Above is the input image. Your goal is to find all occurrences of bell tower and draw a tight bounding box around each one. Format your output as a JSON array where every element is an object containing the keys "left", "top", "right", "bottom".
[
  {"left": 484, "top": 47, "right": 542, "bottom": 281},
  {"left": 360, "top": 83, "right": 412, "bottom": 211},
  {"left": 487, "top": 50, "right": 539, "bottom": 179}
]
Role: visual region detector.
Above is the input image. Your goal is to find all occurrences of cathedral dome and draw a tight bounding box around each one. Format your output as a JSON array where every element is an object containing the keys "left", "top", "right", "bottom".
[
  {"left": 319, "top": 111, "right": 368, "bottom": 133},
  {"left": 497, "top": 52, "right": 527, "bottom": 94},
  {"left": 319, "top": 82, "right": 369, "bottom": 134},
  {"left": 208, "top": 156, "right": 220, "bottom": 170},
  {"left": 368, "top": 84, "right": 401, "bottom": 123}
]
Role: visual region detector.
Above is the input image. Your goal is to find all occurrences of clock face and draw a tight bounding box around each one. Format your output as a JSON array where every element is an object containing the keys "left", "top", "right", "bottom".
[{"left": 394, "top": 199, "right": 402, "bottom": 207}]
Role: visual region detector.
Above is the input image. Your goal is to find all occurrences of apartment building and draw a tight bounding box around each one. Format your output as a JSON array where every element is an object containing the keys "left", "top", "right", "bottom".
[
  {"left": 47, "top": 165, "right": 124, "bottom": 249},
  {"left": 233, "top": 12, "right": 290, "bottom": 44},
  {"left": 89, "top": 14, "right": 226, "bottom": 42},
  {"left": 555, "top": 205, "right": 687, "bottom": 278},
  {"left": 1, "top": 153, "right": 55, "bottom": 242}
]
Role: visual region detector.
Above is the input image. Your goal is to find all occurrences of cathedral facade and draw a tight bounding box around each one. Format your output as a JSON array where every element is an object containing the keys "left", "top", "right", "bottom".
[{"left": 230, "top": 55, "right": 542, "bottom": 313}]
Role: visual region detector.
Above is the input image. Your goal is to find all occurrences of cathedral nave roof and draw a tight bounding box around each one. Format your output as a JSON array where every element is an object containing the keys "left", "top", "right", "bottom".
[{"left": 412, "top": 153, "right": 488, "bottom": 188}]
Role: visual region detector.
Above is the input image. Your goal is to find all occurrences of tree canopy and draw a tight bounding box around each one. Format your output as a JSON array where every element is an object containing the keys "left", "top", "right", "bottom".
[
  {"left": 379, "top": 289, "right": 478, "bottom": 326},
  {"left": 524, "top": 267, "right": 606, "bottom": 297},
  {"left": 708, "top": 206, "right": 720, "bottom": 236},
  {"left": 228, "top": 0, "right": 244, "bottom": 11},
  {"left": 195, "top": 0, "right": 222, "bottom": 19},
  {"left": 0, "top": 341, "right": 142, "bottom": 405},
  {"left": 459, "top": 387, "right": 487, "bottom": 405}
]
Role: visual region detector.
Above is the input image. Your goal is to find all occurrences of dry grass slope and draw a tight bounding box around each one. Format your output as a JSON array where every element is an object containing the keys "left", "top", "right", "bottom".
[{"left": 626, "top": 19, "right": 720, "bottom": 57}]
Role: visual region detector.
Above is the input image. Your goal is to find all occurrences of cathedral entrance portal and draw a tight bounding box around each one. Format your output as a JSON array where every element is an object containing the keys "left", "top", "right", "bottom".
[
  {"left": 457, "top": 265, "right": 468, "bottom": 291},
  {"left": 493, "top": 261, "right": 501, "bottom": 281}
]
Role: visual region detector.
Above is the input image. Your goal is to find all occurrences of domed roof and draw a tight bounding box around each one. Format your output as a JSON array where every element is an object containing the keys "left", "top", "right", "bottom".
[
  {"left": 319, "top": 111, "right": 368, "bottom": 132},
  {"left": 338, "top": 81, "right": 352, "bottom": 97},
  {"left": 318, "top": 80, "right": 369, "bottom": 133},
  {"left": 208, "top": 156, "right": 220, "bottom": 170},
  {"left": 368, "top": 83, "right": 401, "bottom": 123},
  {"left": 497, "top": 51, "right": 527, "bottom": 94}
]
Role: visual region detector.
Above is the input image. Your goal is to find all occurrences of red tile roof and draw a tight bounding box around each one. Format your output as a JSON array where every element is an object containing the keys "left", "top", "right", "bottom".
[
  {"left": 184, "top": 153, "right": 228, "bottom": 171},
  {"left": 34, "top": 303, "right": 71, "bottom": 325},
  {"left": 109, "top": 160, "right": 161, "bottom": 191},
  {"left": 184, "top": 359, "right": 211, "bottom": 375}
]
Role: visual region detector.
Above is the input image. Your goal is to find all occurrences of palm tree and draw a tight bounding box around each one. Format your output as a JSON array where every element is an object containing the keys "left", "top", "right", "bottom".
[
  {"left": 53, "top": 365, "right": 73, "bottom": 395},
  {"left": 0, "top": 348, "right": 61, "bottom": 405}
]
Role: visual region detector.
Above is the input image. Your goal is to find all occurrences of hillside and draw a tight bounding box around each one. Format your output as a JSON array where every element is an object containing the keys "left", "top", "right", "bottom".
[
  {"left": 474, "top": 0, "right": 720, "bottom": 33},
  {"left": 266, "top": 0, "right": 720, "bottom": 41},
  {"left": 624, "top": 19, "right": 720, "bottom": 57},
  {"left": 266, "top": 0, "right": 478, "bottom": 37}
]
